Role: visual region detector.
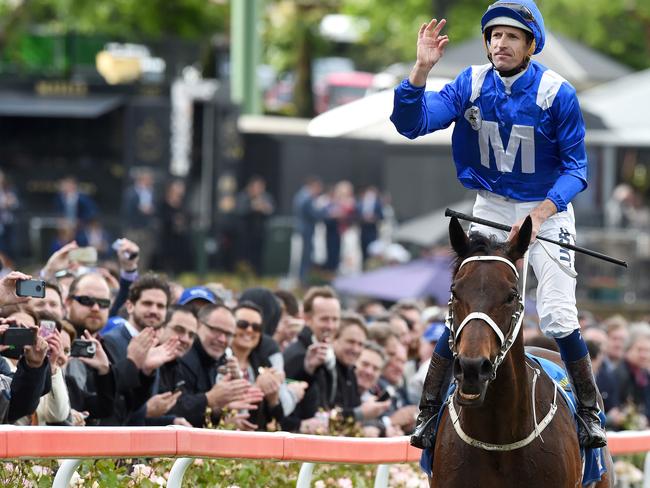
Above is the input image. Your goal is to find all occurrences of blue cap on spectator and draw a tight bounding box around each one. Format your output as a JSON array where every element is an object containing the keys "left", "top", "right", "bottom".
[
  {"left": 423, "top": 322, "right": 446, "bottom": 343},
  {"left": 178, "top": 286, "right": 218, "bottom": 306}
]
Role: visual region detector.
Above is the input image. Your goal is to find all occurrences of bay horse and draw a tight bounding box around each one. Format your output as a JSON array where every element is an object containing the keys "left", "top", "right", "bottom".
[{"left": 429, "top": 216, "right": 613, "bottom": 488}]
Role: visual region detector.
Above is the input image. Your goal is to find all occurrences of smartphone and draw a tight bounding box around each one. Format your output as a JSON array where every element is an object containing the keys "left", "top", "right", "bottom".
[
  {"left": 376, "top": 389, "right": 392, "bottom": 402},
  {"left": 69, "top": 247, "right": 98, "bottom": 264},
  {"left": 70, "top": 340, "right": 96, "bottom": 358},
  {"left": 16, "top": 279, "right": 46, "bottom": 298},
  {"left": 0, "top": 327, "right": 36, "bottom": 347},
  {"left": 173, "top": 380, "right": 186, "bottom": 393},
  {"left": 39, "top": 320, "right": 57, "bottom": 339}
]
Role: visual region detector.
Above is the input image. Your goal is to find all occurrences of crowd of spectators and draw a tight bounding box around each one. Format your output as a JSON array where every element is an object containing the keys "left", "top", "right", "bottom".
[
  {"left": 1, "top": 167, "right": 649, "bottom": 445},
  {"left": 0, "top": 236, "right": 447, "bottom": 437},
  {"left": 1, "top": 219, "right": 649, "bottom": 438}
]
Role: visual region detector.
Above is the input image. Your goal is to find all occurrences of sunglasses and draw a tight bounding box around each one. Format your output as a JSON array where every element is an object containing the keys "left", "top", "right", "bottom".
[
  {"left": 201, "top": 321, "right": 234, "bottom": 340},
  {"left": 236, "top": 319, "right": 263, "bottom": 333},
  {"left": 487, "top": 2, "right": 535, "bottom": 23},
  {"left": 72, "top": 295, "right": 111, "bottom": 309}
]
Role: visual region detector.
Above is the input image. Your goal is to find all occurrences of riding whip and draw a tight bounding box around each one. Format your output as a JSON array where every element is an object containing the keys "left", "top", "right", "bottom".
[{"left": 445, "top": 208, "right": 628, "bottom": 268}]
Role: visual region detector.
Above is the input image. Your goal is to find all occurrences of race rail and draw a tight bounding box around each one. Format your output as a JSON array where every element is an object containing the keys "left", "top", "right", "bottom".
[{"left": 0, "top": 427, "right": 648, "bottom": 487}]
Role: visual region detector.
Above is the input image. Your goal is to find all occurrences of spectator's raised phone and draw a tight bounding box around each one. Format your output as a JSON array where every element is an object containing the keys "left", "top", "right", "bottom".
[{"left": 15, "top": 279, "right": 45, "bottom": 298}]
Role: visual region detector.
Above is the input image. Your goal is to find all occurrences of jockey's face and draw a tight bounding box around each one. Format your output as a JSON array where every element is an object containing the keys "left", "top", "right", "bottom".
[{"left": 489, "top": 25, "right": 530, "bottom": 72}]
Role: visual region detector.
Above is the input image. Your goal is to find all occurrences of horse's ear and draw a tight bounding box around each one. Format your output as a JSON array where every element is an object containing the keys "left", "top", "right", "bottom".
[
  {"left": 449, "top": 217, "right": 469, "bottom": 257},
  {"left": 507, "top": 216, "right": 532, "bottom": 262}
]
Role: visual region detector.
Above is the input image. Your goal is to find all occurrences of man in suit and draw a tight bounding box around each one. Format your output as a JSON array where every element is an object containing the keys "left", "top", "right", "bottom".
[
  {"left": 170, "top": 303, "right": 257, "bottom": 427},
  {"left": 122, "top": 167, "right": 157, "bottom": 269},
  {"left": 284, "top": 286, "right": 340, "bottom": 424},
  {"left": 101, "top": 273, "right": 177, "bottom": 425},
  {"left": 54, "top": 176, "right": 98, "bottom": 224},
  {"left": 292, "top": 176, "right": 324, "bottom": 284}
]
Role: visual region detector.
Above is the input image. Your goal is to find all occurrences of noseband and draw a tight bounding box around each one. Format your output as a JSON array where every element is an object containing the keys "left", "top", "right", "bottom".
[{"left": 446, "top": 255, "right": 525, "bottom": 380}]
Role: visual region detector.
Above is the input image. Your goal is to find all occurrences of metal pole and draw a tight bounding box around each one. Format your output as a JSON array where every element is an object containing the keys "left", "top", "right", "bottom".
[
  {"left": 602, "top": 144, "right": 617, "bottom": 228},
  {"left": 168, "top": 457, "right": 194, "bottom": 488},
  {"left": 373, "top": 464, "right": 390, "bottom": 488},
  {"left": 197, "top": 100, "right": 216, "bottom": 277},
  {"left": 52, "top": 459, "right": 82, "bottom": 488},
  {"left": 230, "top": 0, "right": 261, "bottom": 114},
  {"left": 295, "top": 462, "right": 315, "bottom": 488}
]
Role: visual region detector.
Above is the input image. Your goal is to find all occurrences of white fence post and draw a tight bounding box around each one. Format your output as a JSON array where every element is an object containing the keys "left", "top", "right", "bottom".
[
  {"left": 296, "top": 462, "right": 315, "bottom": 488},
  {"left": 373, "top": 464, "right": 390, "bottom": 488},
  {"left": 168, "top": 457, "right": 194, "bottom": 488},
  {"left": 52, "top": 459, "right": 82, "bottom": 488},
  {"left": 642, "top": 451, "right": 650, "bottom": 488}
]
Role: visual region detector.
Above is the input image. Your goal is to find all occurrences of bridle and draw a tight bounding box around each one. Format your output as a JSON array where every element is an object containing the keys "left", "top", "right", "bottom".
[
  {"left": 446, "top": 255, "right": 525, "bottom": 380},
  {"left": 444, "top": 252, "right": 560, "bottom": 452}
]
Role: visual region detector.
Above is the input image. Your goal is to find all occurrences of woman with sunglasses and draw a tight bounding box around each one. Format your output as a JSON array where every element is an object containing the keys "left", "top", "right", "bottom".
[
  {"left": 391, "top": 0, "right": 606, "bottom": 454},
  {"left": 229, "top": 301, "right": 287, "bottom": 430}
]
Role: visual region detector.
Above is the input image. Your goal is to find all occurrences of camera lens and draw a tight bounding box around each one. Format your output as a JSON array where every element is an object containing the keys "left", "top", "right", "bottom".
[{"left": 35, "top": 286, "right": 42, "bottom": 291}]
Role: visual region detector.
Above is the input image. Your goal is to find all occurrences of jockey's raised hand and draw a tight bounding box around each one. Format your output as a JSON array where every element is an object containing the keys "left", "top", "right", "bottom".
[{"left": 410, "top": 18, "right": 449, "bottom": 86}]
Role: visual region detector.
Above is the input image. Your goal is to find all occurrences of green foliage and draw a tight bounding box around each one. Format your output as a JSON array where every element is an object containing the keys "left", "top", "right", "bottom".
[{"left": 0, "top": 0, "right": 229, "bottom": 39}]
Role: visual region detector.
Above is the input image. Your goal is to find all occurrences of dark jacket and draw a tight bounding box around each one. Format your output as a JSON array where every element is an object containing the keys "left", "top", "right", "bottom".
[
  {"left": 100, "top": 323, "right": 156, "bottom": 425},
  {"left": 0, "top": 356, "right": 52, "bottom": 423},
  {"left": 65, "top": 358, "right": 116, "bottom": 424},
  {"left": 170, "top": 339, "right": 225, "bottom": 427}
]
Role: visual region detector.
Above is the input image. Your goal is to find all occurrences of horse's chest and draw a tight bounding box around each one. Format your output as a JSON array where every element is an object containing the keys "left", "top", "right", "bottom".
[{"left": 433, "top": 431, "right": 580, "bottom": 488}]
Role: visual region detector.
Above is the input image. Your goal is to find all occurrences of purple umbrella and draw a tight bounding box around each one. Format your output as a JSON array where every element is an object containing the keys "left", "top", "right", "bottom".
[{"left": 333, "top": 256, "right": 453, "bottom": 304}]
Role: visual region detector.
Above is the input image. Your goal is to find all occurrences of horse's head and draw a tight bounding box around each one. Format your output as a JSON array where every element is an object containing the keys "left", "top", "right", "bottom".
[{"left": 447, "top": 216, "right": 532, "bottom": 407}]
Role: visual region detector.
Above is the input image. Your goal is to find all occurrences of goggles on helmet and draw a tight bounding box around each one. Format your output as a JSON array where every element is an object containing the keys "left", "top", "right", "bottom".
[{"left": 486, "top": 2, "right": 535, "bottom": 24}]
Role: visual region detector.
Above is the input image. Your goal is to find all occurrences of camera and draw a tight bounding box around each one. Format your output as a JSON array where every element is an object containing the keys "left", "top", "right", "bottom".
[
  {"left": 70, "top": 340, "right": 96, "bottom": 358},
  {"left": 16, "top": 279, "right": 46, "bottom": 299}
]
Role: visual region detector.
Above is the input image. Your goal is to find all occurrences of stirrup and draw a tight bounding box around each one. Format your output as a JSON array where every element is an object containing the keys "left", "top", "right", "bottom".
[{"left": 575, "top": 413, "right": 607, "bottom": 449}]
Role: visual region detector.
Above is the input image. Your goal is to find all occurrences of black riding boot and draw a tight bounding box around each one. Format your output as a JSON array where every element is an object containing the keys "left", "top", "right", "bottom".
[
  {"left": 410, "top": 352, "right": 452, "bottom": 450},
  {"left": 565, "top": 355, "right": 608, "bottom": 449}
]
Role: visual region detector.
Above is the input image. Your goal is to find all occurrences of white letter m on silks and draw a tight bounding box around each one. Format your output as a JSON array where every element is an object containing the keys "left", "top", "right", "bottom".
[{"left": 479, "top": 121, "right": 535, "bottom": 173}]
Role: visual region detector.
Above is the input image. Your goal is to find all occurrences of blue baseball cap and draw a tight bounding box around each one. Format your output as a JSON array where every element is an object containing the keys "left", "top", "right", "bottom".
[
  {"left": 177, "top": 286, "right": 218, "bottom": 306},
  {"left": 423, "top": 322, "right": 447, "bottom": 343}
]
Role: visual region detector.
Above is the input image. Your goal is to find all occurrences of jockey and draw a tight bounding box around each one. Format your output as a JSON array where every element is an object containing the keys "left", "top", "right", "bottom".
[{"left": 390, "top": 0, "right": 607, "bottom": 452}]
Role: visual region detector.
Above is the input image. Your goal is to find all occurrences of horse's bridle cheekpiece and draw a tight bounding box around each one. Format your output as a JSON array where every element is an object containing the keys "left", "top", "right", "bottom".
[{"left": 446, "top": 255, "right": 525, "bottom": 380}]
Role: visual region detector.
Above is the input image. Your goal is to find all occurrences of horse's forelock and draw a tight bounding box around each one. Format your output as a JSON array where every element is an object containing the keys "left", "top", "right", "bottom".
[{"left": 452, "top": 232, "right": 509, "bottom": 276}]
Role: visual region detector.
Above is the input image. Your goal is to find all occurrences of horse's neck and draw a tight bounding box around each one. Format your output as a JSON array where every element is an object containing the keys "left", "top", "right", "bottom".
[{"left": 461, "top": 341, "right": 533, "bottom": 439}]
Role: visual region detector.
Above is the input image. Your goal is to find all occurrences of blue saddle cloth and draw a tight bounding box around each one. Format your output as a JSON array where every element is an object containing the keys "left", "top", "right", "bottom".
[{"left": 419, "top": 353, "right": 607, "bottom": 486}]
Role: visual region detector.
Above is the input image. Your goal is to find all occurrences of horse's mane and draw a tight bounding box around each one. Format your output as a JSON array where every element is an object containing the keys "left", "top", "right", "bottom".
[{"left": 453, "top": 232, "right": 510, "bottom": 276}]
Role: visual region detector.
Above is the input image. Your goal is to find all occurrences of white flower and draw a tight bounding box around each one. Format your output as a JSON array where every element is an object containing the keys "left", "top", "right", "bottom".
[
  {"left": 30, "top": 465, "right": 51, "bottom": 477},
  {"left": 337, "top": 478, "right": 353, "bottom": 488}
]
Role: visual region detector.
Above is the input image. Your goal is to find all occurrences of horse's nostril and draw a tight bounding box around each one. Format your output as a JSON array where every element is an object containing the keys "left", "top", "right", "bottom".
[
  {"left": 455, "top": 356, "right": 492, "bottom": 382},
  {"left": 480, "top": 358, "right": 493, "bottom": 379}
]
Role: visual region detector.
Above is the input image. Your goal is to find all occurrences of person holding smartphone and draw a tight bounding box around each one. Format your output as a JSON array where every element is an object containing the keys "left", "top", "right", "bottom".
[
  {"left": 0, "top": 315, "right": 51, "bottom": 424},
  {"left": 13, "top": 314, "right": 72, "bottom": 426}
]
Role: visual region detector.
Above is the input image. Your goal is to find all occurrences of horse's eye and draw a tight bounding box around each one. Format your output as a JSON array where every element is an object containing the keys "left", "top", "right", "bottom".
[{"left": 506, "top": 291, "right": 517, "bottom": 303}]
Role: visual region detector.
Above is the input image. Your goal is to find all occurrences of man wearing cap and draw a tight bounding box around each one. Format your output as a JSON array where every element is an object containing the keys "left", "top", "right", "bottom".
[
  {"left": 391, "top": 0, "right": 606, "bottom": 450},
  {"left": 177, "top": 286, "right": 219, "bottom": 314}
]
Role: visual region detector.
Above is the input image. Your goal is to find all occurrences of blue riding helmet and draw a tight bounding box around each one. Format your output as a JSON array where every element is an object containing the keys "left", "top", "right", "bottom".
[{"left": 481, "top": 0, "right": 545, "bottom": 55}]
